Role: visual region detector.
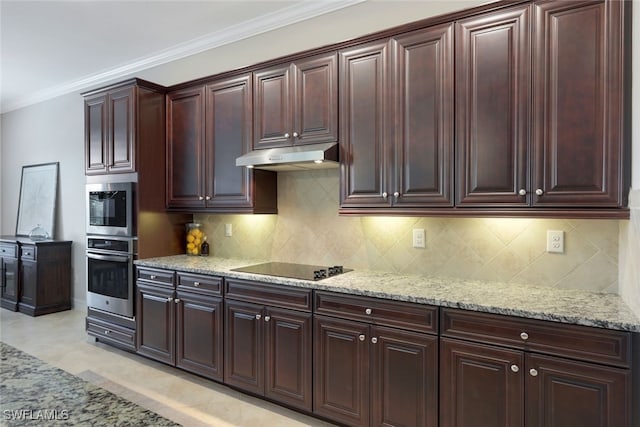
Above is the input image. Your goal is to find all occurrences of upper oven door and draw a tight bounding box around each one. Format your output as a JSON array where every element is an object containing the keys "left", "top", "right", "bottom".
[{"left": 86, "top": 182, "right": 135, "bottom": 236}]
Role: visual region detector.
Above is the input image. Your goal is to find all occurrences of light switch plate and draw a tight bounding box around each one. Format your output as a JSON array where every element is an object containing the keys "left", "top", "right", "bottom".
[{"left": 546, "top": 230, "right": 564, "bottom": 253}]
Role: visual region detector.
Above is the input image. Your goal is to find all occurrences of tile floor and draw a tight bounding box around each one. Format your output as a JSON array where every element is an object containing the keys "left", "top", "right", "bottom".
[{"left": 0, "top": 307, "right": 334, "bottom": 427}]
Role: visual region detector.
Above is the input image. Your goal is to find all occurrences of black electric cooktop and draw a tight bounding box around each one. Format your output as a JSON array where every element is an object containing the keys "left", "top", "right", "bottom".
[{"left": 231, "top": 262, "right": 351, "bottom": 281}]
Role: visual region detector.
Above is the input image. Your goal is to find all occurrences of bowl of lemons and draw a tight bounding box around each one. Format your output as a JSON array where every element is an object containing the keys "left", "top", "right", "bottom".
[{"left": 185, "top": 223, "right": 203, "bottom": 256}]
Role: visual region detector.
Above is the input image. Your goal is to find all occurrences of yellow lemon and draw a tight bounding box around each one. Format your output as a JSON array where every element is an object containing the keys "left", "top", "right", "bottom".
[
  {"left": 187, "top": 243, "right": 195, "bottom": 250},
  {"left": 194, "top": 238, "right": 201, "bottom": 246},
  {"left": 186, "top": 235, "right": 195, "bottom": 242}
]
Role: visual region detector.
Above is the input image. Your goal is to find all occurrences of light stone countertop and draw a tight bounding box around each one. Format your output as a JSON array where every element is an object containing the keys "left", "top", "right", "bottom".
[{"left": 135, "top": 255, "right": 640, "bottom": 333}]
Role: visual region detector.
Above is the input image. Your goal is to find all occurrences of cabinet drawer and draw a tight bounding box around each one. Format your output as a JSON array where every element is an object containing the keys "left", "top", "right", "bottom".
[
  {"left": 177, "top": 272, "right": 222, "bottom": 296},
  {"left": 0, "top": 244, "right": 17, "bottom": 258},
  {"left": 314, "top": 291, "right": 438, "bottom": 334},
  {"left": 20, "top": 246, "right": 36, "bottom": 260},
  {"left": 136, "top": 267, "right": 175, "bottom": 286},
  {"left": 225, "top": 278, "right": 312, "bottom": 311},
  {"left": 441, "top": 308, "right": 631, "bottom": 368},
  {"left": 86, "top": 317, "right": 136, "bottom": 351}
]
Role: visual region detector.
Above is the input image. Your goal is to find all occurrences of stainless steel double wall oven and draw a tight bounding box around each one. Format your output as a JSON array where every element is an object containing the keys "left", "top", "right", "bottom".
[{"left": 86, "top": 182, "right": 136, "bottom": 318}]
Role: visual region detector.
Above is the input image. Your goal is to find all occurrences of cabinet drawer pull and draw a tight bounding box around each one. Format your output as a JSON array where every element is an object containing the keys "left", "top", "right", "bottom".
[
  {"left": 529, "top": 368, "right": 538, "bottom": 377},
  {"left": 193, "top": 282, "right": 200, "bottom": 287},
  {"left": 255, "top": 314, "right": 262, "bottom": 320},
  {"left": 284, "top": 133, "right": 290, "bottom": 138},
  {"left": 167, "top": 297, "right": 173, "bottom": 302},
  {"left": 292, "top": 131, "right": 299, "bottom": 138},
  {"left": 520, "top": 332, "right": 529, "bottom": 341},
  {"left": 358, "top": 334, "right": 366, "bottom": 341},
  {"left": 104, "top": 330, "right": 110, "bottom": 335},
  {"left": 205, "top": 196, "right": 211, "bottom": 201},
  {"left": 174, "top": 299, "right": 180, "bottom": 303},
  {"left": 510, "top": 364, "right": 519, "bottom": 373},
  {"left": 371, "top": 337, "right": 378, "bottom": 344},
  {"left": 150, "top": 275, "right": 157, "bottom": 280},
  {"left": 264, "top": 315, "right": 271, "bottom": 322},
  {"left": 365, "top": 308, "right": 372, "bottom": 315}
]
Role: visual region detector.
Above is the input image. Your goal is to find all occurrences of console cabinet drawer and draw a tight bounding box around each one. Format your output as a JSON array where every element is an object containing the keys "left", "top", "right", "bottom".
[
  {"left": 0, "top": 244, "right": 17, "bottom": 258},
  {"left": 314, "top": 291, "right": 438, "bottom": 334},
  {"left": 177, "top": 272, "right": 222, "bottom": 296},
  {"left": 87, "top": 317, "right": 136, "bottom": 351},
  {"left": 136, "top": 267, "right": 175, "bottom": 286},
  {"left": 225, "top": 278, "right": 312, "bottom": 311},
  {"left": 441, "top": 308, "right": 631, "bottom": 367}
]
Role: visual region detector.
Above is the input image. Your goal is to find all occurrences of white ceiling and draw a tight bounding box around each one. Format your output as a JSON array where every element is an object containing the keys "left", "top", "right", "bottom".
[{"left": 0, "top": 0, "right": 364, "bottom": 113}]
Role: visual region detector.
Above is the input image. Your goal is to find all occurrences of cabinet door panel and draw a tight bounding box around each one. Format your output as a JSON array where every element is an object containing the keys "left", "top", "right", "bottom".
[
  {"left": 393, "top": 23, "right": 454, "bottom": 206},
  {"left": 532, "top": 0, "right": 625, "bottom": 206},
  {"left": 440, "top": 338, "right": 524, "bottom": 427},
  {"left": 224, "top": 300, "right": 264, "bottom": 394},
  {"left": 313, "top": 315, "right": 369, "bottom": 427},
  {"left": 264, "top": 307, "right": 312, "bottom": 411},
  {"left": 1, "top": 257, "right": 19, "bottom": 306},
  {"left": 254, "top": 63, "right": 291, "bottom": 148},
  {"left": 136, "top": 284, "right": 175, "bottom": 365},
  {"left": 340, "top": 40, "right": 391, "bottom": 208},
  {"left": 19, "top": 260, "right": 37, "bottom": 308},
  {"left": 109, "top": 86, "right": 135, "bottom": 173},
  {"left": 176, "top": 292, "right": 223, "bottom": 381},
  {"left": 294, "top": 53, "right": 338, "bottom": 145},
  {"left": 85, "top": 94, "right": 108, "bottom": 174},
  {"left": 166, "top": 86, "right": 206, "bottom": 208},
  {"left": 456, "top": 5, "right": 530, "bottom": 206},
  {"left": 526, "top": 353, "right": 630, "bottom": 427},
  {"left": 371, "top": 326, "right": 438, "bottom": 427},
  {"left": 206, "top": 75, "right": 253, "bottom": 209}
]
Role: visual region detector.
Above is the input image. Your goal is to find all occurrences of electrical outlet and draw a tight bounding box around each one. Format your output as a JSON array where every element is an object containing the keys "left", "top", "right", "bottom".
[
  {"left": 225, "top": 223, "right": 233, "bottom": 237},
  {"left": 412, "top": 229, "right": 426, "bottom": 249},
  {"left": 546, "top": 230, "right": 564, "bottom": 253}
]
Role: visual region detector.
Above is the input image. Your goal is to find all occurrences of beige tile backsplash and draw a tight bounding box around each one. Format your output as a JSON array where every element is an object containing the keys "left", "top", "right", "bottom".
[{"left": 196, "top": 169, "right": 622, "bottom": 293}]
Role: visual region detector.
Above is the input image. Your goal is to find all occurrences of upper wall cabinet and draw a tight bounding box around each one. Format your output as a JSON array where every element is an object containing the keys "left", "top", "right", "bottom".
[
  {"left": 456, "top": 0, "right": 630, "bottom": 213},
  {"left": 253, "top": 52, "right": 338, "bottom": 149},
  {"left": 340, "top": 23, "right": 455, "bottom": 211},
  {"left": 166, "top": 75, "right": 277, "bottom": 213},
  {"left": 84, "top": 79, "right": 165, "bottom": 175}
]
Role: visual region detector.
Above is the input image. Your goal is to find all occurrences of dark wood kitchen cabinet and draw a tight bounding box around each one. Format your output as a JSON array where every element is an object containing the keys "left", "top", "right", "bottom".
[
  {"left": 137, "top": 267, "right": 224, "bottom": 381},
  {"left": 456, "top": 0, "right": 631, "bottom": 213},
  {"left": 339, "top": 23, "right": 454, "bottom": 212},
  {"left": 0, "top": 241, "right": 19, "bottom": 311},
  {"left": 18, "top": 240, "right": 72, "bottom": 316},
  {"left": 224, "top": 278, "right": 313, "bottom": 411},
  {"left": 84, "top": 79, "right": 165, "bottom": 175},
  {"left": 440, "top": 308, "right": 632, "bottom": 427},
  {"left": 166, "top": 76, "right": 277, "bottom": 213},
  {"left": 313, "top": 291, "right": 438, "bottom": 427},
  {"left": 253, "top": 52, "right": 337, "bottom": 148}
]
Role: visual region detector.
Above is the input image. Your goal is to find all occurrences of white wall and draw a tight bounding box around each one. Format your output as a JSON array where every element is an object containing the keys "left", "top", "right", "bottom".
[{"left": 1, "top": 0, "right": 639, "bottom": 307}]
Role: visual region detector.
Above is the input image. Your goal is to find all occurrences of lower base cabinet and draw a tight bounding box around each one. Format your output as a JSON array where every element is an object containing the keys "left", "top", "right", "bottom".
[
  {"left": 313, "top": 292, "right": 439, "bottom": 427},
  {"left": 224, "top": 279, "right": 313, "bottom": 412},
  {"left": 440, "top": 308, "right": 633, "bottom": 427},
  {"left": 136, "top": 268, "right": 223, "bottom": 382},
  {"left": 86, "top": 307, "right": 137, "bottom": 351}
]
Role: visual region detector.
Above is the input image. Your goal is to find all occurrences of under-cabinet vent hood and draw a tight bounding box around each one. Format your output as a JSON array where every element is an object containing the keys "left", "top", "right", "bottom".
[{"left": 235, "top": 142, "right": 339, "bottom": 171}]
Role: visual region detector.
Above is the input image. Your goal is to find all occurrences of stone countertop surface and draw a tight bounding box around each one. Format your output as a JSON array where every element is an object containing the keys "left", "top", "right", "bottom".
[{"left": 135, "top": 255, "right": 640, "bottom": 333}]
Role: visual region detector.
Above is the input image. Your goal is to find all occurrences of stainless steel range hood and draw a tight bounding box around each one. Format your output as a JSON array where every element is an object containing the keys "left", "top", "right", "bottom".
[{"left": 235, "top": 142, "right": 339, "bottom": 171}]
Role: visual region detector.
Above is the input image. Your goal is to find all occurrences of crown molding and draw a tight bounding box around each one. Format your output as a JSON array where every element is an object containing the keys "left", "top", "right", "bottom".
[{"left": 1, "top": 0, "right": 364, "bottom": 113}]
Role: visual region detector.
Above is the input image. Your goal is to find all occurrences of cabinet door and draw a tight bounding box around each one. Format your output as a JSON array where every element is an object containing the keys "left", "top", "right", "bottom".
[
  {"left": 205, "top": 75, "right": 253, "bottom": 209},
  {"left": 254, "top": 63, "right": 292, "bottom": 148},
  {"left": 526, "top": 353, "right": 631, "bottom": 427},
  {"left": 393, "top": 23, "right": 454, "bottom": 207},
  {"left": 532, "top": 0, "right": 626, "bottom": 207},
  {"left": 224, "top": 300, "right": 264, "bottom": 395},
  {"left": 440, "top": 338, "right": 524, "bottom": 427},
  {"left": 84, "top": 93, "right": 108, "bottom": 174},
  {"left": 166, "top": 86, "right": 206, "bottom": 208},
  {"left": 108, "top": 85, "right": 136, "bottom": 173},
  {"left": 18, "top": 260, "right": 37, "bottom": 310},
  {"left": 293, "top": 52, "right": 338, "bottom": 145},
  {"left": 371, "top": 326, "right": 438, "bottom": 427},
  {"left": 313, "top": 315, "right": 369, "bottom": 427},
  {"left": 0, "top": 256, "right": 19, "bottom": 309},
  {"left": 264, "top": 307, "right": 312, "bottom": 411},
  {"left": 339, "top": 39, "right": 392, "bottom": 209},
  {"left": 455, "top": 5, "right": 530, "bottom": 207},
  {"left": 176, "top": 291, "right": 223, "bottom": 381},
  {"left": 136, "top": 283, "right": 175, "bottom": 365}
]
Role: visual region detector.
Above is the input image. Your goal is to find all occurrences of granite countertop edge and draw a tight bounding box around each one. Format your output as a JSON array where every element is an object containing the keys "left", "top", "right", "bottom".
[{"left": 135, "top": 255, "right": 640, "bottom": 333}]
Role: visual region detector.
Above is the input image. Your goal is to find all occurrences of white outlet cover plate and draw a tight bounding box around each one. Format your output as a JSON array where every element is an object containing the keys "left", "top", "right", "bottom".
[
  {"left": 412, "top": 228, "right": 426, "bottom": 249},
  {"left": 546, "top": 230, "right": 564, "bottom": 253}
]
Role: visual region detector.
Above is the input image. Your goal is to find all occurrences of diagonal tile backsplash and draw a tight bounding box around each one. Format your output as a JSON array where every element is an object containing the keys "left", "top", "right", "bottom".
[{"left": 196, "top": 169, "right": 621, "bottom": 293}]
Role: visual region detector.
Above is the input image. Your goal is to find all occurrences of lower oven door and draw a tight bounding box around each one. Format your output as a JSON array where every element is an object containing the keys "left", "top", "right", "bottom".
[{"left": 86, "top": 252, "right": 134, "bottom": 318}]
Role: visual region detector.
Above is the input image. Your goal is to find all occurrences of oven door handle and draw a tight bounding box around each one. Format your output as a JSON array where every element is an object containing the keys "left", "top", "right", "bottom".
[{"left": 86, "top": 252, "right": 130, "bottom": 263}]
